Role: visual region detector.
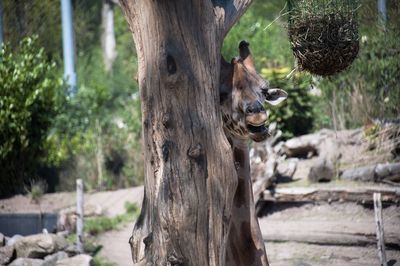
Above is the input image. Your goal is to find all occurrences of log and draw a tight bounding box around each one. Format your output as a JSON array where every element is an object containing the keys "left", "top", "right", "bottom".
[
  {"left": 341, "top": 162, "right": 400, "bottom": 182},
  {"left": 263, "top": 231, "right": 400, "bottom": 249},
  {"left": 260, "top": 187, "right": 400, "bottom": 205},
  {"left": 281, "top": 133, "right": 320, "bottom": 158}
]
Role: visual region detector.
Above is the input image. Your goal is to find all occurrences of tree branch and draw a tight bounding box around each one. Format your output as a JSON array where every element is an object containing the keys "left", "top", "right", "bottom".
[{"left": 213, "top": 0, "right": 254, "bottom": 37}]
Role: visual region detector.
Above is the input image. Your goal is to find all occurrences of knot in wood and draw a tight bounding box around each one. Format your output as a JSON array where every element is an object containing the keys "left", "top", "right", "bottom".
[
  {"left": 167, "top": 254, "right": 184, "bottom": 266},
  {"left": 166, "top": 54, "right": 177, "bottom": 75},
  {"left": 162, "top": 141, "right": 173, "bottom": 162},
  {"left": 162, "top": 113, "right": 172, "bottom": 128},
  {"left": 188, "top": 143, "right": 203, "bottom": 158},
  {"left": 143, "top": 232, "right": 153, "bottom": 248}
]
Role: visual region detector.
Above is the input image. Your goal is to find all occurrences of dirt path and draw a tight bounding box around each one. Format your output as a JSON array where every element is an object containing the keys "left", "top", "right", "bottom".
[
  {"left": 97, "top": 224, "right": 134, "bottom": 266},
  {"left": 260, "top": 202, "right": 400, "bottom": 266},
  {"left": 0, "top": 186, "right": 144, "bottom": 217}
]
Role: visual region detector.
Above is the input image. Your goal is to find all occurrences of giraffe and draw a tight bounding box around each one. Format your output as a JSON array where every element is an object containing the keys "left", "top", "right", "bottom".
[{"left": 220, "top": 41, "right": 287, "bottom": 266}]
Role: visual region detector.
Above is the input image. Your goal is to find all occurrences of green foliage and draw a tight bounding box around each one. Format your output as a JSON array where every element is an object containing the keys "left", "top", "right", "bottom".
[
  {"left": 84, "top": 202, "right": 139, "bottom": 235},
  {"left": 26, "top": 179, "right": 47, "bottom": 202},
  {"left": 223, "top": 1, "right": 293, "bottom": 68},
  {"left": 93, "top": 257, "right": 116, "bottom": 266},
  {"left": 2, "top": 1, "right": 62, "bottom": 60},
  {"left": 42, "top": 4, "right": 143, "bottom": 191},
  {"left": 317, "top": 1, "right": 400, "bottom": 129},
  {"left": 85, "top": 215, "right": 125, "bottom": 235},
  {"left": 261, "top": 68, "right": 316, "bottom": 139},
  {"left": 124, "top": 201, "right": 139, "bottom": 214},
  {"left": 0, "top": 36, "right": 61, "bottom": 197}
]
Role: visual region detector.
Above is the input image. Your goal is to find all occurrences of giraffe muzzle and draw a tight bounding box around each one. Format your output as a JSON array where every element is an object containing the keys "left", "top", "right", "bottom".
[{"left": 247, "top": 124, "right": 270, "bottom": 142}]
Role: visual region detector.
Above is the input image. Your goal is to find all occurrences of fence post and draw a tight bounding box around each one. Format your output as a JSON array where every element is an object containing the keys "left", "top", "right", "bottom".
[
  {"left": 373, "top": 192, "right": 387, "bottom": 266},
  {"left": 76, "top": 179, "right": 84, "bottom": 253}
]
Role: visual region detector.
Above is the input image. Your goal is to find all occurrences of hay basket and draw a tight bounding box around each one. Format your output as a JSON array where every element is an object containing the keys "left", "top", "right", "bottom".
[{"left": 288, "top": 0, "right": 360, "bottom": 76}]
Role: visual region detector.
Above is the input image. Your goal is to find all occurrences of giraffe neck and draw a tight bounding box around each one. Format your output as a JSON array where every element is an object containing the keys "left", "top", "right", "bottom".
[{"left": 226, "top": 136, "right": 269, "bottom": 266}]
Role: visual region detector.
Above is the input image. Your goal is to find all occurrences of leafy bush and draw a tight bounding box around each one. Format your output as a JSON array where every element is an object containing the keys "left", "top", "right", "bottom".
[
  {"left": 308, "top": 1, "right": 400, "bottom": 129},
  {"left": 26, "top": 179, "right": 48, "bottom": 203},
  {"left": 0, "top": 36, "right": 61, "bottom": 198},
  {"left": 261, "top": 68, "right": 316, "bottom": 139},
  {"left": 84, "top": 202, "right": 139, "bottom": 235}
]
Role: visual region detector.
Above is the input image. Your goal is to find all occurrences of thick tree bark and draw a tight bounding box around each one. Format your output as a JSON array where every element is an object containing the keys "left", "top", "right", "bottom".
[{"left": 120, "top": 1, "right": 254, "bottom": 265}]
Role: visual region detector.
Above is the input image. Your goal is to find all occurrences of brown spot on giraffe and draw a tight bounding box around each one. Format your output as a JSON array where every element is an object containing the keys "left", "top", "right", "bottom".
[{"left": 220, "top": 41, "right": 287, "bottom": 266}]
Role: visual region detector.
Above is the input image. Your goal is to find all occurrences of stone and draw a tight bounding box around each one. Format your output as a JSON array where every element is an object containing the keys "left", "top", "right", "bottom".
[
  {"left": 308, "top": 158, "right": 335, "bottom": 183},
  {"left": 64, "top": 245, "right": 80, "bottom": 257},
  {"left": 0, "top": 245, "right": 16, "bottom": 265},
  {"left": 14, "top": 234, "right": 68, "bottom": 259},
  {"left": 8, "top": 258, "right": 44, "bottom": 266},
  {"left": 42, "top": 251, "right": 69, "bottom": 266},
  {"left": 308, "top": 138, "right": 340, "bottom": 183},
  {"left": 0, "top": 233, "right": 4, "bottom": 247},
  {"left": 56, "top": 254, "right": 93, "bottom": 266},
  {"left": 58, "top": 204, "right": 102, "bottom": 232},
  {"left": 7, "top": 235, "right": 23, "bottom": 246}
]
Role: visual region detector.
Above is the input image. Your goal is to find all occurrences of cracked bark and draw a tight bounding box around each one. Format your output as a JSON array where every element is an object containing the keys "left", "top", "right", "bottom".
[{"left": 120, "top": 1, "right": 256, "bottom": 265}]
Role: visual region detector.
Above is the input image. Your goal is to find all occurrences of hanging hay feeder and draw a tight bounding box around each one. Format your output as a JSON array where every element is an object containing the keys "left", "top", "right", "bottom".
[{"left": 288, "top": 0, "right": 360, "bottom": 76}]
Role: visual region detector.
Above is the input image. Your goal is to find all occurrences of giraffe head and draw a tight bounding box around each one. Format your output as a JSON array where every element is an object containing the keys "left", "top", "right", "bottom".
[{"left": 220, "top": 41, "right": 287, "bottom": 142}]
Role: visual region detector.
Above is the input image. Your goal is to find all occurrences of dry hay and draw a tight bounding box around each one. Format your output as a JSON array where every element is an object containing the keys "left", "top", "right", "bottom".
[{"left": 288, "top": 1, "right": 359, "bottom": 76}]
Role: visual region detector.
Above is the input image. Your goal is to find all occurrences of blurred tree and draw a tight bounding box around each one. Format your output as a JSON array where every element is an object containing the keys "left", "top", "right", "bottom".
[{"left": 0, "top": 36, "right": 61, "bottom": 198}]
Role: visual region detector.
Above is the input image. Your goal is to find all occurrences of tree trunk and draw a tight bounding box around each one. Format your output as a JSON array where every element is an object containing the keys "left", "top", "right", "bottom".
[{"left": 120, "top": 1, "right": 253, "bottom": 265}]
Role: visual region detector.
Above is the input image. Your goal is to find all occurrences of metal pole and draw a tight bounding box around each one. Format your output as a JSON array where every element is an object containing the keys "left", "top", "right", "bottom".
[
  {"left": 0, "top": 0, "right": 4, "bottom": 47},
  {"left": 76, "top": 179, "right": 84, "bottom": 253},
  {"left": 61, "top": 0, "right": 77, "bottom": 96},
  {"left": 377, "top": 0, "right": 387, "bottom": 24}
]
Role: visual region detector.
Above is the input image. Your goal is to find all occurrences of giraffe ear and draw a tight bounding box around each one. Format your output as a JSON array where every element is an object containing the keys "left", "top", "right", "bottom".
[
  {"left": 239, "top": 40, "right": 256, "bottom": 72},
  {"left": 264, "top": 88, "right": 288, "bottom": 106}
]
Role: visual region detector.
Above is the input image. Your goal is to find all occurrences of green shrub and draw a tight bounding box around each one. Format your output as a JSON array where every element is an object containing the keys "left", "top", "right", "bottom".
[
  {"left": 26, "top": 179, "right": 47, "bottom": 203},
  {"left": 0, "top": 36, "right": 61, "bottom": 198},
  {"left": 261, "top": 68, "right": 316, "bottom": 139}
]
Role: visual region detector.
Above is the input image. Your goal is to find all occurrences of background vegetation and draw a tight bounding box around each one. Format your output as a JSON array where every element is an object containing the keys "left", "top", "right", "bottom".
[{"left": 1, "top": 0, "right": 399, "bottom": 197}]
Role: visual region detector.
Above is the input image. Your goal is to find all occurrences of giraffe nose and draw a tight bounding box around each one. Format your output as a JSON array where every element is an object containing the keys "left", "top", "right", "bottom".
[{"left": 246, "top": 101, "right": 264, "bottom": 114}]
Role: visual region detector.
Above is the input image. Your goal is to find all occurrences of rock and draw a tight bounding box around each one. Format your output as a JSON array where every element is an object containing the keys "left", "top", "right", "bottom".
[
  {"left": 308, "top": 137, "right": 341, "bottom": 183},
  {"left": 7, "top": 235, "right": 24, "bottom": 246},
  {"left": 0, "top": 245, "right": 16, "bottom": 265},
  {"left": 58, "top": 204, "right": 102, "bottom": 232},
  {"left": 42, "top": 251, "right": 69, "bottom": 266},
  {"left": 8, "top": 258, "right": 44, "bottom": 266},
  {"left": 308, "top": 158, "right": 335, "bottom": 183},
  {"left": 56, "top": 231, "right": 70, "bottom": 238},
  {"left": 0, "top": 233, "right": 4, "bottom": 247},
  {"left": 64, "top": 245, "right": 80, "bottom": 257},
  {"left": 277, "top": 158, "right": 298, "bottom": 181},
  {"left": 14, "top": 234, "right": 68, "bottom": 259},
  {"left": 56, "top": 254, "right": 93, "bottom": 266}
]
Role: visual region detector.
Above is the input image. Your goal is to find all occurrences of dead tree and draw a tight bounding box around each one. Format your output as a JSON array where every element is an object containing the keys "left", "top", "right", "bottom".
[{"left": 119, "top": 1, "right": 259, "bottom": 265}]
